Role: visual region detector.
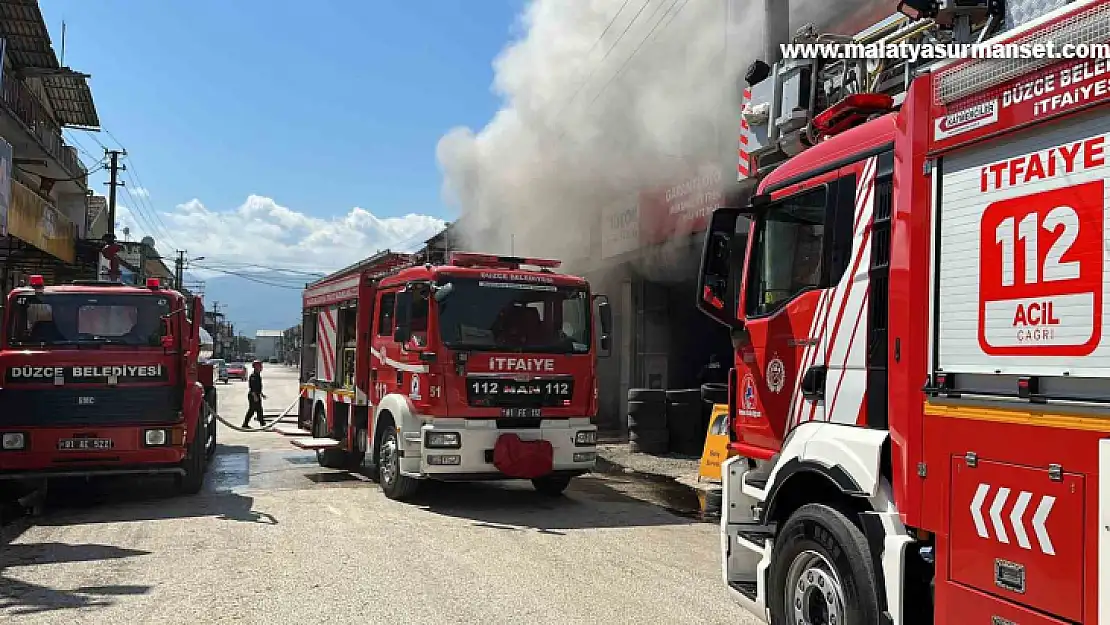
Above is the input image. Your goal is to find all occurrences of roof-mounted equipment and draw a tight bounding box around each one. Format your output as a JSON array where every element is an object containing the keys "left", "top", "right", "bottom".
[{"left": 448, "top": 252, "right": 562, "bottom": 271}]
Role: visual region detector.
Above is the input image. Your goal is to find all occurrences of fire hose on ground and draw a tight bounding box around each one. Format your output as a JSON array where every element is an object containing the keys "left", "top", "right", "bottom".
[{"left": 205, "top": 397, "right": 302, "bottom": 433}]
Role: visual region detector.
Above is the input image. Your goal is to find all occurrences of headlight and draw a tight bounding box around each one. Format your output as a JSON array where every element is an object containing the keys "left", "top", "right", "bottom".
[
  {"left": 144, "top": 429, "right": 168, "bottom": 446},
  {"left": 425, "top": 432, "right": 461, "bottom": 448},
  {"left": 1, "top": 432, "right": 26, "bottom": 450},
  {"left": 575, "top": 430, "right": 597, "bottom": 446}
]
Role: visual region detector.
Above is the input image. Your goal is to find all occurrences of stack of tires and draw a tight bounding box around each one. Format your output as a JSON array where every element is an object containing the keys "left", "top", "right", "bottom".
[
  {"left": 627, "top": 389, "right": 667, "bottom": 454},
  {"left": 701, "top": 383, "right": 729, "bottom": 431},
  {"left": 666, "top": 389, "right": 705, "bottom": 456}
]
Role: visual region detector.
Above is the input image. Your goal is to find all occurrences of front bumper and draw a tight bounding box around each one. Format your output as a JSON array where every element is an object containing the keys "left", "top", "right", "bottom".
[
  {"left": 0, "top": 425, "right": 188, "bottom": 479},
  {"left": 408, "top": 418, "right": 597, "bottom": 479}
]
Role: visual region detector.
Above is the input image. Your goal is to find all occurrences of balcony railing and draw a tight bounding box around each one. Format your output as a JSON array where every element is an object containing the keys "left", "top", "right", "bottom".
[
  {"left": 8, "top": 178, "right": 77, "bottom": 263},
  {"left": 0, "top": 70, "right": 87, "bottom": 180}
]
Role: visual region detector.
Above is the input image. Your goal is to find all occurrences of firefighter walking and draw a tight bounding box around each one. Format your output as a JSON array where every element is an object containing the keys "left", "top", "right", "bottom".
[{"left": 242, "top": 360, "right": 267, "bottom": 427}]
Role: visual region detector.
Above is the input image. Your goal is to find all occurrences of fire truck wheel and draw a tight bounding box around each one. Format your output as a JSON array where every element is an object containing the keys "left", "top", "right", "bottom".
[
  {"left": 175, "top": 414, "right": 208, "bottom": 495},
  {"left": 378, "top": 425, "right": 420, "bottom": 501},
  {"left": 313, "top": 405, "right": 351, "bottom": 469},
  {"left": 531, "top": 475, "right": 571, "bottom": 496},
  {"left": 768, "top": 503, "right": 880, "bottom": 625}
]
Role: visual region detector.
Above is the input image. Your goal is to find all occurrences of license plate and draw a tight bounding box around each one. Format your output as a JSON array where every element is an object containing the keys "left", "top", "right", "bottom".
[
  {"left": 57, "top": 438, "right": 113, "bottom": 451},
  {"left": 500, "top": 408, "right": 542, "bottom": 418}
]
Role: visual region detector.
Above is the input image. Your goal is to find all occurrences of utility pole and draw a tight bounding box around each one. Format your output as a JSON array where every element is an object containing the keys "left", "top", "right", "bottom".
[
  {"left": 104, "top": 149, "right": 126, "bottom": 238},
  {"left": 174, "top": 250, "right": 186, "bottom": 290},
  {"left": 211, "top": 301, "right": 222, "bottom": 357}
]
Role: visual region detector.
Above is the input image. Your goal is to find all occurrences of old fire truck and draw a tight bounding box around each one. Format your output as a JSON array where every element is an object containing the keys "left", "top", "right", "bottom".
[
  {"left": 294, "top": 250, "right": 611, "bottom": 501},
  {"left": 697, "top": 0, "right": 1110, "bottom": 623},
  {"left": 0, "top": 276, "right": 217, "bottom": 494}
]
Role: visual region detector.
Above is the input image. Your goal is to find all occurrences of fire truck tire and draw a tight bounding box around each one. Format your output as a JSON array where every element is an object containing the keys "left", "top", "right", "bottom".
[
  {"left": 175, "top": 414, "right": 208, "bottom": 495},
  {"left": 531, "top": 475, "right": 571, "bottom": 496},
  {"left": 768, "top": 503, "right": 880, "bottom": 625},
  {"left": 377, "top": 425, "right": 420, "bottom": 501},
  {"left": 313, "top": 405, "right": 352, "bottom": 469}
]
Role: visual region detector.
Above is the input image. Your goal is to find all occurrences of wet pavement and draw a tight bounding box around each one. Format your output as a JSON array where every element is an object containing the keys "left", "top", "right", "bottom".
[{"left": 1, "top": 366, "right": 756, "bottom": 625}]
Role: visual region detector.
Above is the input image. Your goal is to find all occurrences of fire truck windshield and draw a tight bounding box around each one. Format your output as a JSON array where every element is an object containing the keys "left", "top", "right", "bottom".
[
  {"left": 5, "top": 292, "right": 172, "bottom": 348},
  {"left": 435, "top": 277, "right": 591, "bottom": 354}
]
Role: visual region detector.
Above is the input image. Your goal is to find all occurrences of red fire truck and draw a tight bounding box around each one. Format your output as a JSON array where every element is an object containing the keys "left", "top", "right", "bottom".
[
  {"left": 0, "top": 276, "right": 217, "bottom": 494},
  {"left": 294, "top": 250, "right": 611, "bottom": 501},
  {"left": 697, "top": 1, "right": 1110, "bottom": 623}
]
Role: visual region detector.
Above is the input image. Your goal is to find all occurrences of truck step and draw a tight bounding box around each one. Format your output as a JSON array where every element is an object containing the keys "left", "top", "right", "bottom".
[
  {"left": 273, "top": 424, "right": 312, "bottom": 436},
  {"left": 290, "top": 437, "right": 341, "bottom": 450}
]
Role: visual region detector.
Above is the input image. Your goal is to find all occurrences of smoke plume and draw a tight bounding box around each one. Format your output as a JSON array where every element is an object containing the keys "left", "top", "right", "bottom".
[{"left": 436, "top": 0, "right": 894, "bottom": 275}]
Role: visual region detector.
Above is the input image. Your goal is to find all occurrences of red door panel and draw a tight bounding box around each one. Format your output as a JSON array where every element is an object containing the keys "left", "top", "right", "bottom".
[
  {"left": 735, "top": 289, "right": 826, "bottom": 452},
  {"left": 949, "top": 455, "right": 1085, "bottom": 622}
]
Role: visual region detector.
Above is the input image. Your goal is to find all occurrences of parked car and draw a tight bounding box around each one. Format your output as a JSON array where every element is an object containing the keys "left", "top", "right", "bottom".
[
  {"left": 207, "top": 359, "right": 229, "bottom": 384},
  {"left": 226, "top": 362, "right": 248, "bottom": 381}
]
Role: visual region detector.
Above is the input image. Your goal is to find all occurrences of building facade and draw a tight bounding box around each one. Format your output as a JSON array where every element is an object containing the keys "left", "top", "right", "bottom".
[{"left": 0, "top": 2, "right": 102, "bottom": 299}]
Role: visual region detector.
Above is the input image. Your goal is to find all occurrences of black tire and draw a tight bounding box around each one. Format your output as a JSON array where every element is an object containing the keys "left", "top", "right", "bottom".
[
  {"left": 377, "top": 424, "right": 420, "bottom": 501},
  {"left": 666, "top": 402, "right": 704, "bottom": 456},
  {"left": 701, "top": 383, "right": 729, "bottom": 405},
  {"left": 627, "top": 400, "right": 666, "bottom": 430},
  {"left": 768, "top": 504, "right": 881, "bottom": 625},
  {"left": 627, "top": 388, "right": 666, "bottom": 402},
  {"left": 532, "top": 474, "right": 572, "bottom": 496},
  {"left": 665, "top": 388, "right": 702, "bottom": 404},
  {"left": 313, "top": 404, "right": 351, "bottom": 469},
  {"left": 175, "top": 413, "right": 207, "bottom": 495},
  {"left": 628, "top": 429, "right": 667, "bottom": 455}
]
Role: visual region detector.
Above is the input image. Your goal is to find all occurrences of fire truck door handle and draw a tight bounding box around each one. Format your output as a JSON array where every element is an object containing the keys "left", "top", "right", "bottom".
[
  {"left": 370, "top": 370, "right": 377, "bottom": 381},
  {"left": 801, "top": 365, "right": 827, "bottom": 401},
  {"left": 396, "top": 370, "right": 404, "bottom": 385}
]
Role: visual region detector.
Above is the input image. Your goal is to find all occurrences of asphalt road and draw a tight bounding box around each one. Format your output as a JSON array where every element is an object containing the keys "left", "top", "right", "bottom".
[{"left": 1, "top": 365, "right": 758, "bottom": 625}]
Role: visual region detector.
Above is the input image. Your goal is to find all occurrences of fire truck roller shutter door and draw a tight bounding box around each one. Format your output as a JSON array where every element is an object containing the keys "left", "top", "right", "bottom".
[{"left": 937, "top": 106, "right": 1110, "bottom": 383}]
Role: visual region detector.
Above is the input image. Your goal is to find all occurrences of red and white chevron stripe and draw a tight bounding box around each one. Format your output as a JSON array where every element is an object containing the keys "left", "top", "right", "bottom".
[
  {"left": 316, "top": 307, "right": 337, "bottom": 382},
  {"left": 786, "top": 155, "right": 878, "bottom": 430}
]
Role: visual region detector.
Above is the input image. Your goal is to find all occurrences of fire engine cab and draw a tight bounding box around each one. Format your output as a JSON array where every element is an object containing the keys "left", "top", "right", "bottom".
[
  {"left": 294, "top": 250, "right": 611, "bottom": 501},
  {"left": 697, "top": 0, "right": 1110, "bottom": 623}
]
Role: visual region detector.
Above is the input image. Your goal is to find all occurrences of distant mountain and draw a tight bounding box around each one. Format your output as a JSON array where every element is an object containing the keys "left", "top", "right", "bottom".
[{"left": 196, "top": 275, "right": 305, "bottom": 336}]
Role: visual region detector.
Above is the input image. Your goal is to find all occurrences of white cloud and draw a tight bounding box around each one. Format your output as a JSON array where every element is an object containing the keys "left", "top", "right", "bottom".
[
  {"left": 128, "top": 186, "right": 150, "bottom": 198},
  {"left": 113, "top": 195, "right": 447, "bottom": 279}
]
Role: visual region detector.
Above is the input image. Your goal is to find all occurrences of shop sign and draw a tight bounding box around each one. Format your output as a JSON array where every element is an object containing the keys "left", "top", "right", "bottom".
[
  {"left": 601, "top": 199, "right": 639, "bottom": 259},
  {"left": 638, "top": 164, "right": 725, "bottom": 246}
]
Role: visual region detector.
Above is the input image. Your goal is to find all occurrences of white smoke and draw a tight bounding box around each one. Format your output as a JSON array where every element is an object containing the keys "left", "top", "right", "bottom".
[{"left": 436, "top": 0, "right": 894, "bottom": 272}]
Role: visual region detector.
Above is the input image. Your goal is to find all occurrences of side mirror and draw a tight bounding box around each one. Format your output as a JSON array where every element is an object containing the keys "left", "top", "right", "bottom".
[
  {"left": 593, "top": 295, "right": 612, "bottom": 356},
  {"left": 190, "top": 297, "right": 204, "bottom": 345},
  {"left": 393, "top": 289, "right": 413, "bottom": 344},
  {"left": 697, "top": 207, "right": 746, "bottom": 329}
]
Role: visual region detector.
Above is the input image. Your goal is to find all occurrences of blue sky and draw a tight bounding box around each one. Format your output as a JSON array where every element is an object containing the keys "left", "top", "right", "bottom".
[{"left": 42, "top": 0, "right": 521, "bottom": 246}]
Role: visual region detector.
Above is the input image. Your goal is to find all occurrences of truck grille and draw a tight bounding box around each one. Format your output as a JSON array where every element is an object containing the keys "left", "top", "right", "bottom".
[
  {"left": 0, "top": 386, "right": 180, "bottom": 427},
  {"left": 466, "top": 376, "right": 575, "bottom": 408}
]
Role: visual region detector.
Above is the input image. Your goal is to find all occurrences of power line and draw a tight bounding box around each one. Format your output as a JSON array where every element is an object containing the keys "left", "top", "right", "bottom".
[
  {"left": 586, "top": 0, "right": 689, "bottom": 108},
  {"left": 191, "top": 261, "right": 325, "bottom": 278},
  {"left": 187, "top": 265, "right": 308, "bottom": 290},
  {"left": 551, "top": 0, "right": 642, "bottom": 120}
]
